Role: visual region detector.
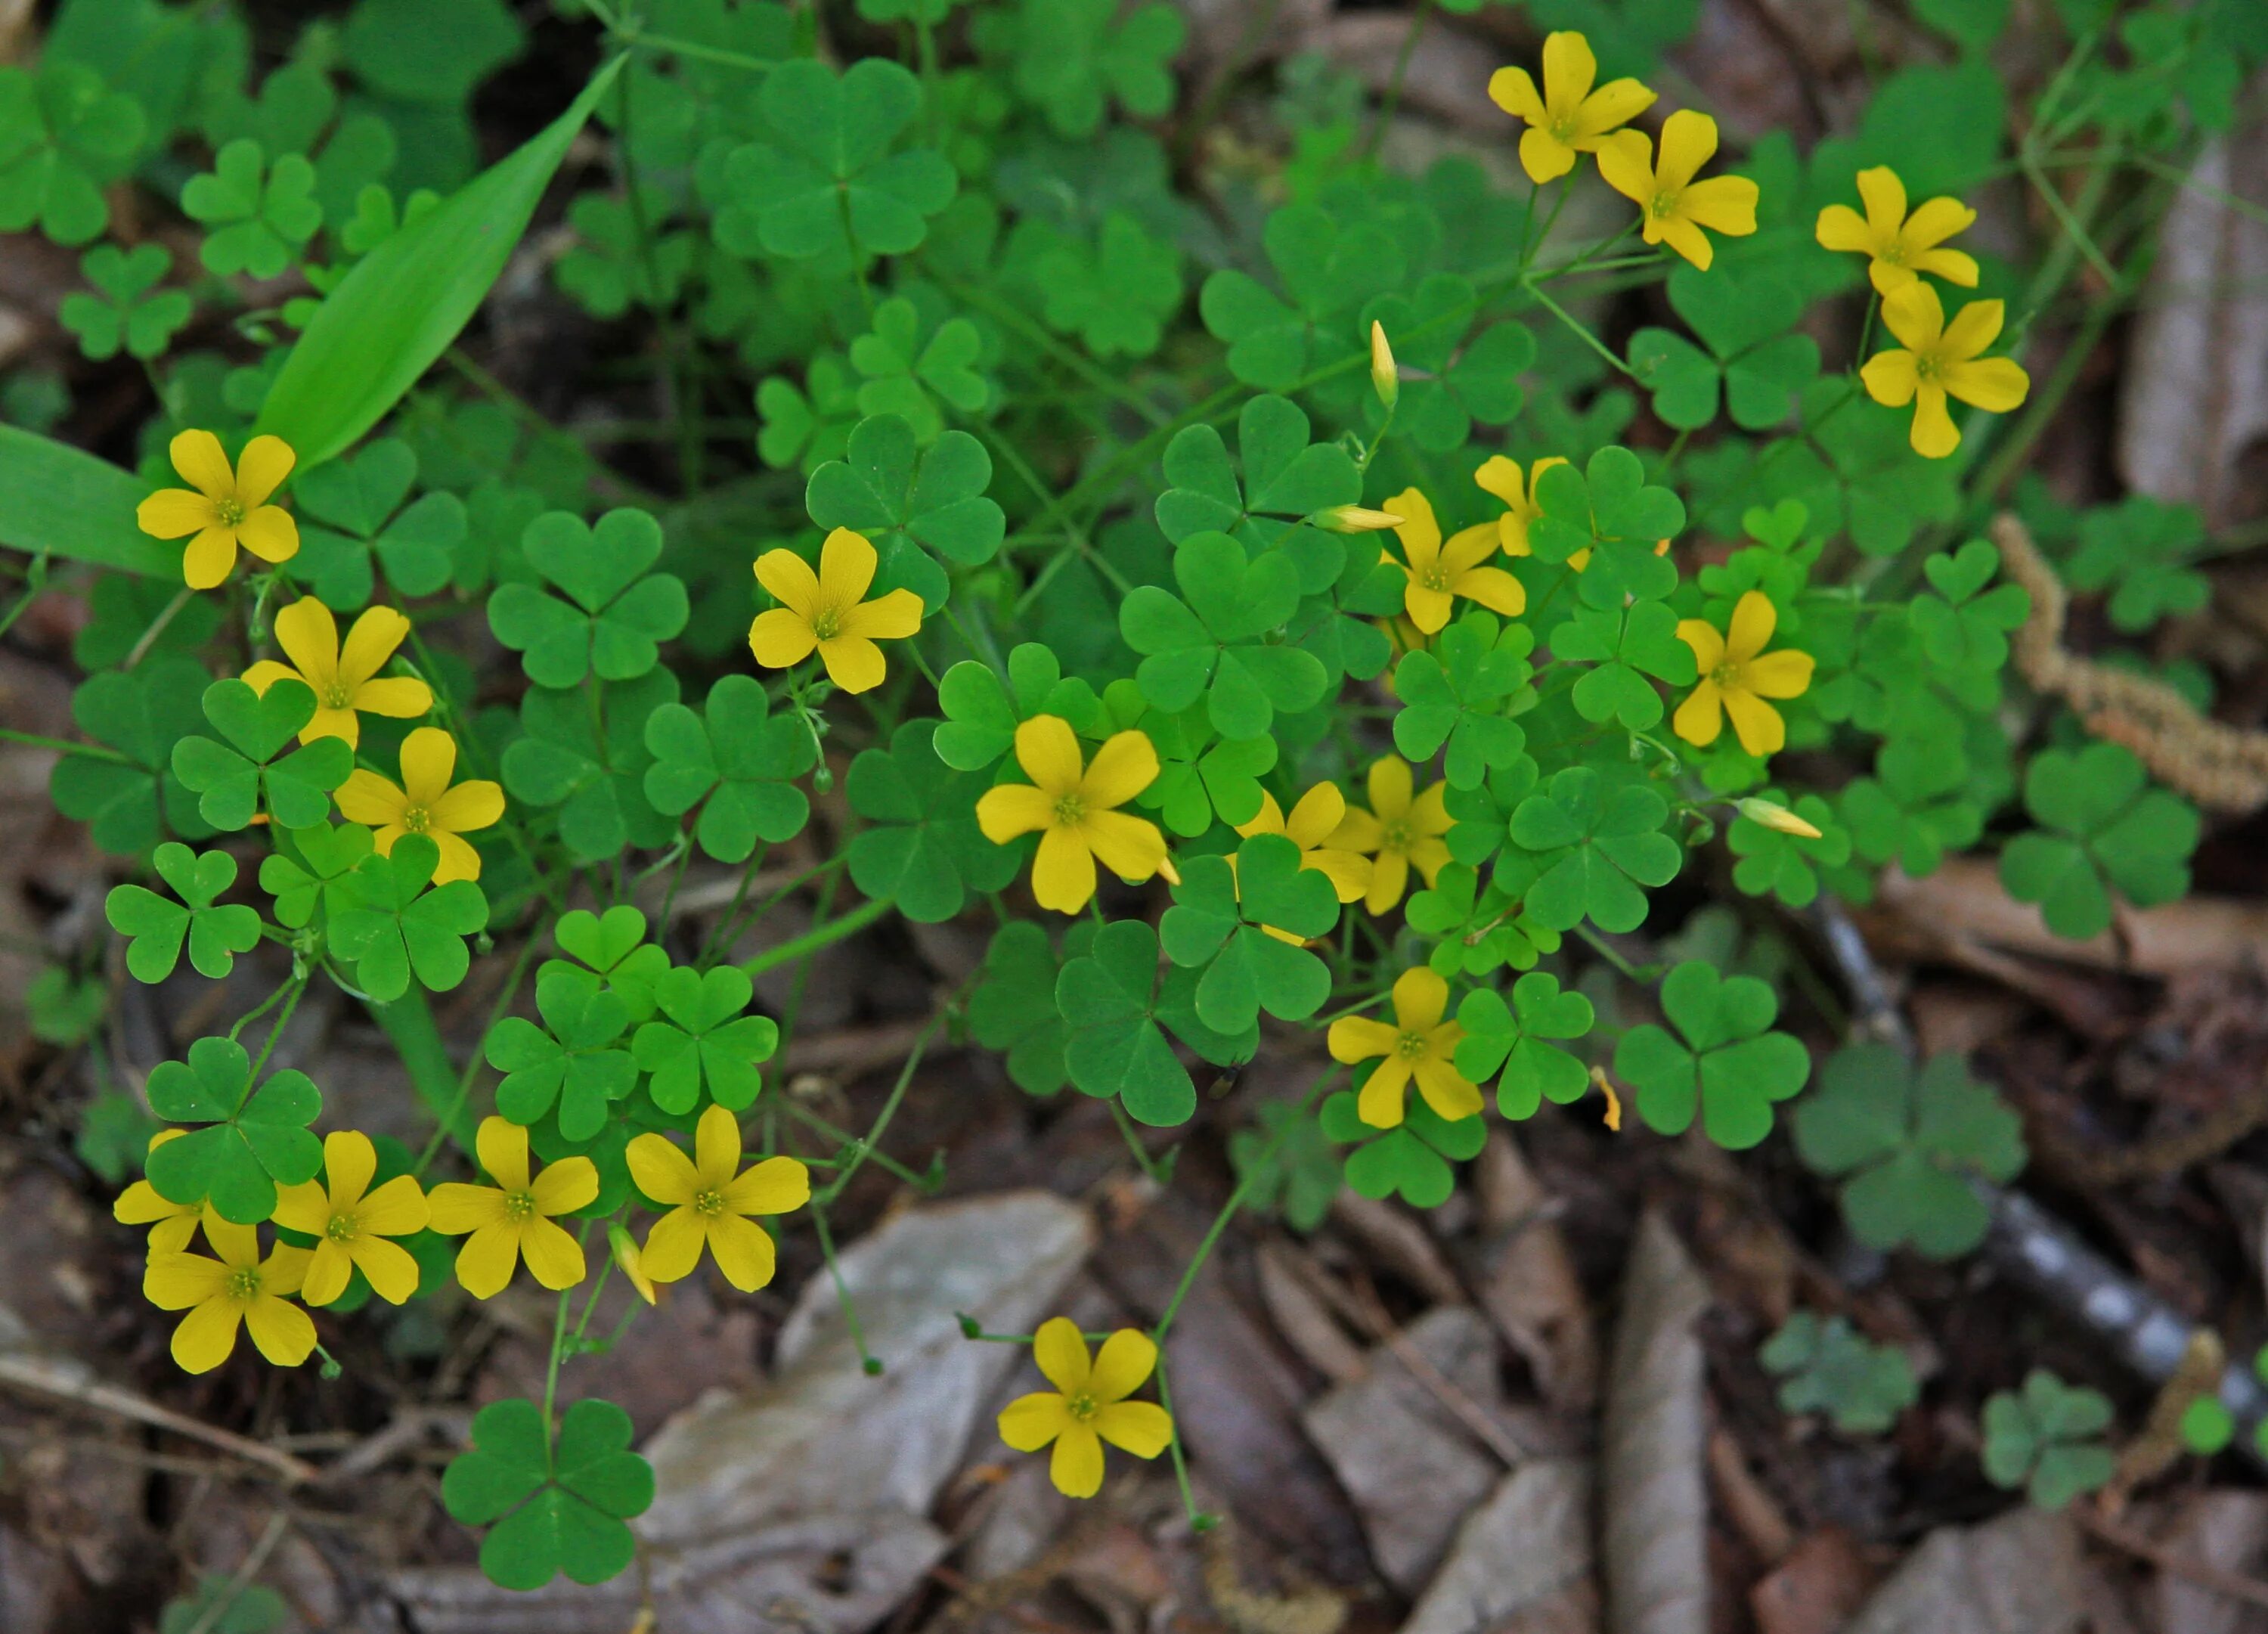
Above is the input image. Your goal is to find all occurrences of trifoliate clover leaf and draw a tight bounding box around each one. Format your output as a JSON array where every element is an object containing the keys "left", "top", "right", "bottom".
[
  {"left": 1159, "top": 836, "right": 1337, "bottom": 1034},
  {"left": 0, "top": 62, "right": 145, "bottom": 244},
  {"left": 970, "top": 921, "right": 1074, "bottom": 1096},
  {"left": 1455, "top": 972, "right": 1595, "bottom": 1119},
  {"left": 171, "top": 678, "right": 353, "bottom": 832},
  {"left": 1613, "top": 960, "right": 1810, "bottom": 1149},
  {"left": 1391, "top": 612, "right": 1533, "bottom": 789},
  {"left": 182, "top": 138, "right": 321, "bottom": 279},
  {"left": 2066, "top": 495, "right": 2208, "bottom": 634},
  {"left": 51, "top": 658, "right": 215, "bottom": 854},
  {"left": 984, "top": 0, "right": 1185, "bottom": 138},
  {"left": 716, "top": 59, "right": 956, "bottom": 262},
  {"left": 1228, "top": 1101, "right": 1340, "bottom": 1231},
  {"left": 442, "top": 1398, "right": 654, "bottom": 1592},
  {"left": 1910, "top": 539, "right": 2029, "bottom": 672},
  {"left": 848, "top": 297, "right": 990, "bottom": 444},
  {"left": 1999, "top": 743, "right": 2198, "bottom": 940},
  {"left": 541, "top": 906, "right": 671, "bottom": 1025},
  {"left": 1499, "top": 767, "right": 1681, "bottom": 935},
  {"left": 634, "top": 966, "right": 779, "bottom": 1115},
  {"left": 1199, "top": 203, "right": 1402, "bottom": 392},
  {"left": 935, "top": 644, "right": 1103, "bottom": 772},
  {"left": 1727, "top": 791, "right": 1849, "bottom": 909},
  {"left": 329, "top": 834, "right": 488, "bottom": 1002},
  {"left": 60, "top": 243, "right": 193, "bottom": 360},
  {"left": 1154, "top": 393, "right": 1358, "bottom": 592},
  {"left": 293, "top": 437, "right": 468, "bottom": 606},
  {"left": 503, "top": 671, "right": 680, "bottom": 864},
  {"left": 487, "top": 970, "right": 635, "bottom": 1141},
  {"left": 488, "top": 508, "right": 689, "bottom": 690},
  {"left": 1628, "top": 263, "right": 1819, "bottom": 432},
  {"left": 259, "top": 822, "right": 374, "bottom": 931},
  {"left": 556, "top": 189, "right": 697, "bottom": 318},
  {"left": 1529, "top": 445, "right": 1685, "bottom": 608},
  {"left": 1121, "top": 532, "right": 1326, "bottom": 739},
  {"left": 29, "top": 968, "right": 107, "bottom": 1050},
  {"left": 105, "top": 844, "right": 261, "bottom": 983},
  {"left": 1804, "top": 381, "right": 1960, "bottom": 557},
  {"left": 844, "top": 721, "right": 1020, "bottom": 923},
  {"left": 1318, "top": 1088, "right": 1484, "bottom": 1209},
  {"left": 1981, "top": 1371, "right": 2115, "bottom": 1512},
  {"left": 1360, "top": 276, "right": 1533, "bottom": 451},
  {"left": 1027, "top": 211, "right": 1182, "bottom": 359},
  {"left": 1792, "top": 1044, "right": 2025, "bottom": 1259},
  {"left": 1548, "top": 600, "right": 1696, "bottom": 730},
  {"left": 1759, "top": 1313, "right": 1917, "bottom": 1435},
  {"left": 71, "top": 577, "right": 223, "bottom": 671},
  {"left": 1136, "top": 705, "right": 1277, "bottom": 835},
  {"left": 757, "top": 354, "right": 863, "bottom": 475},
  {"left": 1057, "top": 919, "right": 1252, "bottom": 1126},
  {"left": 1406, "top": 863, "right": 1559, "bottom": 978},
  {"left": 342, "top": 0, "right": 527, "bottom": 107},
  {"left": 806, "top": 414, "right": 1006, "bottom": 611},
  {"left": 643, "top": 674, "right": 815, "bottom": 864},
  {"left": 1839, "top": 739, "right": 1982, "bottom": 879},
  {"left": 143, "top": 1034, "right": 322, "bottom": 1223}
]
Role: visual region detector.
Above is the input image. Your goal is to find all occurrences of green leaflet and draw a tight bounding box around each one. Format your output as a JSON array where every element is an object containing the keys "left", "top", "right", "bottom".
[
  {"left": 0, "top": 423, "right": 174, "bottom": 576},
  {"left": 253, "top": 56, "right": 627, "bottom": 470}
]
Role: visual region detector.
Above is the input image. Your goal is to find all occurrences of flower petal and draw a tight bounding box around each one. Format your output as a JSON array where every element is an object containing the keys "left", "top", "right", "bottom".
[
  {"left": 1939, "top": 297, "right": 2005, "bottom": 361},
  {"left": 693, "top": 1104, "right": 743, "bottom": 1188},
  {"left": 1910, "top": 246, "right": 1980, "bottom": 287},
  {"left": 169, "top": 429, "right": 235, "bottom": 498},
  {"left": 1082, "top": 808, "right": 1169, "bottom": 884},
  {"left": 1654, "top": 215, "right": 1715, "bottom": 270},
  {"left": 639, "top": 1208, "right": 708, "bottom": 1282},
  {"left": 1364, "top": 850, "right": 1410, "bottom": 915},
  {"left": 1356, "top": 1057, "right": 1414, "bottom": 1129},
  {"left": 349, "top": 676, "right": 433, "bottom": 721},
  {"left": 1944, "top": 355, "right": 2028, "bottom": 414},
  {"left": 1393, "top": 964, "right": 1450, "bottom": 1031},
  {"left": 137, "top": 488, "right": 215, "bottom": 539},
  {"left": 1014, "top": 714, "right": 1086, "bottom": 797},
  {"left": 1859, "top": 348, "right": 1919, "bottom": 407},
  {"left": 1679, "top": 175, "right": 1758, "bottom": 236},
  {"left": 817, "top": 527, "right": 879, "bottom": 606},
  {"left": 476, "top": 1115, "right": 531, "bottom": 1193},
  {"left": 748, "top": 608, "right": 817, "bottom": 670},
  {"left": 1854, "top": 166, "right": 1907, "bottom": 236},
  {"left": 1517, "top": 127, "right": 1578, "bottom": 184},
  {"left": 1813, "top": 203, "right": 1873, "bottom": 255},
  {"left": 703, "top": 1212, "right": 778, "bottom": 1291},
  {"left": 754, "top": 548, "right": 822, "bottom": 619},
  {"left": 1049, "top": 1423, "right": 1106, "bottom": 1498},
  {"left": 999, "top": 1391, "right": 1070, "bottom": 1452},
  {"left": 337, "top": 606, "right": 411, "bottom": 689},
  {"left": 1879, "top": 282, "right": 1945, "bottom": 354},
  {"left": 452, "top": 1222, "right": 522, "bottom": 1298},
  {"left": 318, "top": 1129, "right": 376, "bottom": 1210},
  {"left": 723, "top": 1155, "right": 810, "bottom": 1217},
  {"left": 271, "top": 1179, "right": 333, "bottom": 1237},
  {"left": 1388, "top": 488, "right": 1440, "bottom": 572},
  {"left": 426, "top": 1183, "right": 507, "bottom": 1236},
  {"left": 1676, "top": 617, "right": 1725, "bottom": 672},
  {"left": 1413, "top": 1056, "right": 1483, "bottom": 1123},
  {"left": 1540, "top": 29, "right": 1597, "bottom": 113},
  {"left": 181, "top": 527, "right": 237, "bottom": 590},
  {"left": 815, "top": 634, "right": 887, "bottom": 694},
  {"left": 301, "top": 1240, "right": 355, "bottom": 1308},
  {"left": 170, "top": 1299, "right": 243, "bottom": 1373},
  {"left": 426, "top": 830, "right": 484, "bottom": 886},
  {"left": 1031, "top": 825, "right": 1098, "bottom": 914},
  {"left": 1326, "top": 805, "right": 1383, "bottom": 854},
  {"left": 1094, "top": 1400, "right": 1173, "bottom": 1459},
  {"left": 1721, "top": 687, "right": 1788, "bottom": 756},
  {"left": 234, "top": 507, "right": 299, "bottom": 564},
  {"left": 1909, "top": 381, "right": 1959, "bottom": 458},
  {"left": 1088, "top": 1329, "right": 1159, "bottom": 1403},
  {"left": 334, "top": 770, "right": 408, "bottom": 828},
  {"left": 351, "top": 1235, "right": 423, "bottom": 1304},
  {"left": 1328, "top": 1015, "right": 1402, "bottom": 1064},
  {"left": 232, "top": 436, "right": 296, "bottom": 508},
  {"left": 1673, "top": 678, "right": 1724, "bottom": 748},
  {"left": 1033, "top": 1316, "right": 1092, "bottom": 1395},
  {"left": 428, "top": 778, "right": 504, "bottom": 837},
  {"left": 1725, "top": 591, "right": 1777, "bottom": 665},
  {"left": 357, "top": 1175, "right": 430, "bottom": 1237},
  {"left": 978, "top": 783, "right": 1056, "bottom": 843},
  {"left": 1740, "top": 649, "right": 1815, "bottom": 700},
  {"left": 398, "top": 727, "right": 458, "bottom": 808},
  {"left": 144, "top": 1251, "right": 229, "bottom": 1310},
  {"left": 1654, "top": 109, "right": 1718, "bottom": 194},
  {"left": 1486, "top": 65, "right": 1545, "bottom": 126},
  {"left": 1366, "top": 755, "right": 1414, "bottom": 820},
  {"left": 1234, "top": 790, "right": 1286, "bottom": 840},
  {"left": 531, "top": 1155, "right": 599, "bottom": 1217},
  {"left": 243, "top": 1293, "right": 316, "bottom": 1367},
  {"left": 1452, "top": 564, "right": 1526, "bottom": 617},
  {"left": 840, "top": 587, "right": 923, "bottom": 641},
  {"left": 1079, "top": 730, "right": 1160, "bottom": 810},
  {"left": 1283, "top": 784, "right": 1345, "bottom": 849},
  {"left": 1572, "top": 77, "right": 1656, "bottom": 142},
  {"left": 627, "top": 1131, "right": 701, "bottom": 1208},
  {"left": 518, "top": 1217, "right": 587, "bottom": 1289},
  {"left": 1901, "top": 194, "right": 1975, "bottom": 250}
]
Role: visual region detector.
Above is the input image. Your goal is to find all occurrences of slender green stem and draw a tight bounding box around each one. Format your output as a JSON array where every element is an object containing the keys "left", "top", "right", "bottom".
[
  {"left": 2, "top": 727, "right": 131, "bottom": 762},
  {"left": 779, "top": 1099, "right": 937, "bottom": 1191},
  {"left": 540, "top": 1282, "right": 574, "bottom": 1458},
  {"left": 816, "top": 999, "right": 951, "bottom": 1205},
  {"left": 742, "top": 893, "right": 891, "bottom": 979},
  {"left": 1364, "top": 0, "right": 1435, "bottom": 160},
  {"left": 243, "top": 979, "right": 307, "bottom": 1078},
  {"left": 1108, "top": 1096, "right": 1164, "bottom": 1183},
  {"left": 371, "top": 988, "right": 476, "bottom": 1157},
  {"left": 414, "top": 930, "right": 546, "bottom": 1177},
  {"left": 810, "top": 1205, "right": 879, "bottom": 1372}
]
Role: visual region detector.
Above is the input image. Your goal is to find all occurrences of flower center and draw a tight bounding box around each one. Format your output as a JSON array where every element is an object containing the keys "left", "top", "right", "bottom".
[
  {"left": 1551, "top": 116, "right": 1578, "bottom": 143},
  {"left": 1396, "top": 1028, "right": 1430, "bottom": 1061},
  {"left": 1065, "top": 1391, "right": 1101, "bottom": 1422},
  {"left": 810, "top": 609, "right": 842, "bottom": 641},
  {"left": 503, "top": 1189, "right": 537, "bottom": 1223},
  {"left": 1052, "top": 793, "right": 1087, "bottom": 828},
  {"left": 1880, "top": 240, "right": 1907, "bottom": 265},
  {"left": 1650, "top": 188, "right": 1680, "bottom": 221},
  {"left": 1914, "top": 351, "right": 1944, "bottom": 382},
  {"left": 1381, "top": 819, "right": 1411, "bottom": 853},
  {"left": 401, "top": 806, "right": 432, "bottom": 834},
  {"left": 324, "top": 1213, "right": 360, "bottom": 1244},
  {"left": 226, "top": 1266, "right": 262, "bottom": 1301},
  {"left": 1711, "top": 661, "right": 1742, "bottom": 689},
  {"left": 1418, "top": 564, "right": 1453, "bottom": 592},
  {"left": 215, "top": 497, "right": 246, "bottom": 528},
  {"left": 322, "top": 683, "right": 354, "bottom": 709},
  {"left": 692, "top": 1188, "right": 727, "bottom": 1218}
]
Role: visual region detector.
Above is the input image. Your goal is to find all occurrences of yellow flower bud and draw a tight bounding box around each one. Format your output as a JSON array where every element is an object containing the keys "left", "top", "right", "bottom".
[
  {"left": 1316, "top": 504, "right": 1407, "bottom": 533},
  {"left": 1737, "top": 797, "right": 1823, "bottom": 839},
  {"left": 1369, "top": 320, "right": 1399, "bottom": 409},
  {"left": 608, "top": 1223, "right": 658, "bottom": 1306}
]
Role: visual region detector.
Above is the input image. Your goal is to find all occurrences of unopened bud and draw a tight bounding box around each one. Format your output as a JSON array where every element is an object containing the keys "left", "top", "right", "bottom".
[
  {"left": 1317, "top": 504, "right": 1406, "bottom": 533},
  {"left": 1369, "top": 320, "right": 1399, "bottom": 409},
  {"left": 1737, "top": 797, "right": 1823, "bottom": 839},
  {"left": 608, "top": 1223, "right": 658, "bottom": 1306}
]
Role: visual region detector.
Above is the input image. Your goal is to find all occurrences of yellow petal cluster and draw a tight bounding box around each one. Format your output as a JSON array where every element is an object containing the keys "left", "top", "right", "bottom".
[
  {"left": 135, "top": 430, "right": 299, "bottom": 590},
  {"left": 976, "top": 716, "right": 1176, "bottom": 914},
  {"left": 997, "top": 1317, "right": 1174, "bottom": 1498},
  {"left": 336, "top": 727, "right": 505, "bottom": 885}
]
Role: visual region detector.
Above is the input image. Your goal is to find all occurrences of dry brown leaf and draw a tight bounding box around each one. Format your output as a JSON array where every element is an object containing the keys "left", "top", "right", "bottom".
[
  {"left": 2155, "top": 1491, "right": 2268, "bottom": 1634},
  {"left": 1473, "top": 1133, "right": 1598, "bottom": 1412},
  {"left": 1398, "top": 1460, "right": 1598, "bottom": 1634},
  {"left": 1749, "top": 1529, "right": 1875, "bottom": 1634},
  {"left": 1842, "top": 1509, "right": 2085, "bottom": 1634},
  {"left": 1601, "top": 1211, "right": 1710, "bottom": 1634}
]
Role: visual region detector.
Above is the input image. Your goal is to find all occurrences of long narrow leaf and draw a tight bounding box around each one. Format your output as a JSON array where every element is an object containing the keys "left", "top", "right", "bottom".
[
  {"left": 255, "top": 55, "right": 626, "bottom": 470},
  {"left": 0, "top": 425, "right": 175, "bottom": 575}
]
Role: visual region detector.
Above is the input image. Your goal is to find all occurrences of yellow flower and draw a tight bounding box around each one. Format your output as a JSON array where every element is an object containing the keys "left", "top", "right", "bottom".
[
  {"left": 1674, "top": 591, "right": 1815, "bottom": 757},
  {"left": 335, "top": 727, "right": 504, "bottom": 885},
  {"left": 1328, "top": 966, "right": 1482, "bottom": 1130},
  {"left": 626, "top": 1104, "right": 810, "bottom": 1293},
  {"left": 270, "top": 1130, "right": 431, "bottom": 1307},
  {"left": 1473, "top": 454, "right": 1566, "bottom": 558},
  {"left": 1488, "top": 31, "right": 1656, "bottom": 185},
  {"left": 1235, "top": 784, "right": 1372, "bottom": 907},
  {"left": 1858, "top": 284, "right": 2029, "bottom": 460},
  {"left": 1814, "top": 166, "right": 1979, "bottom": 296},
  {"left": 749, "top": 527, "right": 924, "bottom": 694},
  {"left": 427, "top": 1117, "right": 598, "bottom": 1299},
  {"left": 1597, "top": 110, "right": 1758, "bottom": 271},
  {"left": 1384, "top": 488, "right": 1526, "bottom": 634},
  {"left": 142, "top": 1217, "right": 314, "bottom": 1375},
  {"left": 1327, "top": 756, "right": 1453, "bottom": 915},
  {"left": 135, "top": 430, "right": 299, "bottom": 590},
  {"left": 243, "top": 597, "right": 432, "bottom": 747},
  {"left": 976, "top": 716, "right": 1176, "bottom": 915},
  {"left": 113, "top": 1130, "right": 203, "bottom": 1254},
  {"left": 997, "top": 1317, "right": 1174, "bottom": 1499}
]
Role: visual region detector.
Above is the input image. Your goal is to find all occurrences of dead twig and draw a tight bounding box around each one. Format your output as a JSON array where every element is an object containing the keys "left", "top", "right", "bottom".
[
  {"left": 2080, "top": 1507, "right": 2268, "bottom": 1612},
  {"left": 0, "top": 1350, "right": 319, "bottom": 1485}
]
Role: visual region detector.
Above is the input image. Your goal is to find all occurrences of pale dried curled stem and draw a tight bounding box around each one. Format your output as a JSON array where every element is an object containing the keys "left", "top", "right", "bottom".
[{"left": 1994, "top": 512, "right": 2268, "bottom": 812}]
